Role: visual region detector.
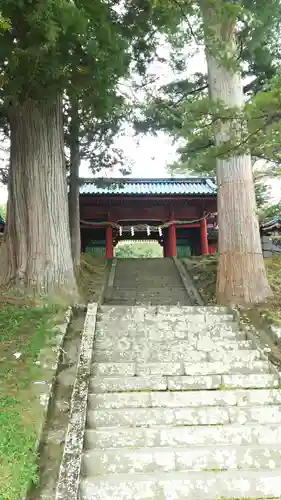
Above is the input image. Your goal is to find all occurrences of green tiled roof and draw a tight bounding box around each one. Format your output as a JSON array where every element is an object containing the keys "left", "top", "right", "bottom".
[{"left": 79, "top": 178, "right": 217, "bottom": 196}]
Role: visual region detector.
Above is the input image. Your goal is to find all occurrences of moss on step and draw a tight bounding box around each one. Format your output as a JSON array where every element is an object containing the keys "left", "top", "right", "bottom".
[{"left": 78, "top": 254, "right": 108, "bottom": 302}]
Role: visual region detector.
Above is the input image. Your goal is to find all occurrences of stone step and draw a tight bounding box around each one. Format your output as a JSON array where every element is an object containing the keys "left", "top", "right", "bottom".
[
  {"left": 209, "top": 349, "right": 261, "bottom": 362},
  {"left": 84, "top": 423, "right": 281, "bottom": 449},
  {"left": 98, "top": 307, "right": 235, "bottom": 322},
  {"left": 196, "top": 339, "right": 252, "bottom": 350},
  {"left": 106, "top": 290, "right": 188, "bottom": 296},
  {"left": 95, "top": 323, "right": 243, "bottom": 340},
  {"left": 91, "top": 360, "right": 272, "bottom": 377},
  {"left": 113, "top": 283, "right": 185, "bottom": 289},
  {"left": 99, "top": 305, "right": 231, "bottom": 315},
  {"left": 92, "top": 348, "right": 261, "bottom": 363},
  {"left": 109, "top": 293, "right": 189, "bottom": 300},
  {"left": 110, "top": 292, "right": 188, "bottom": 298},
  {"left": 107, "top": 293, "right": 190, "bottom": 299},
  {"left": 97, "top": 314, "right": 237, "bottom": 326},
  {"left": 79, "top": 469, "right": 281, "bottom": 499},
  {"left": 88, "top": 389, "right": 281, "bottom": 410},
  {"left": 81, "top": 444, "right": 281, "bottom": 476},
  {"left": 86, "top": 404, "right": 281, "bottom": 428},
  {"left": 95, "top": 329, "right": 245, "bottom": 342},
  {"left": 95, "top": 334, "right": 248, "bottom": 347},
  {"left": 105, "top": 299, "right": 192, "bottom": 306},
  {"left": 93, "top": 338, "right": 253, "bottom": 351},
  {"left": 89, "top": 374, "right": 279, "bottom": 393},
  {"left": 103, "top": 312, "right": 236, "bottom": 324}
]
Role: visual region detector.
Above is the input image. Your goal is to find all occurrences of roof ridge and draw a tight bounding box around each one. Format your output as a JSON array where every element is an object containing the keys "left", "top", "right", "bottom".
[
  {"left": 79, "top": 178, "right": 217, "bottom": 196},
  {"left": 79, "top": 177, "right": 216, "bottom": 184}
]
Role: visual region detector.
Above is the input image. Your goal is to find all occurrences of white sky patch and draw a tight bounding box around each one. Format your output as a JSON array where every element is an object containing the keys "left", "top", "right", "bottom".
[{"left": 0, "top": 183, "right": 7, "bottom": 204}]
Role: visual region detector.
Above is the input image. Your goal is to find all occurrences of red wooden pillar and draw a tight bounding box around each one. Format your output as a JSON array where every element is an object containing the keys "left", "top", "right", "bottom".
[
  {"left": 106, "top": 225, "right": 114, "bottom": 259},
  {"left": 168, "top": 222, "right": 177, "bottom": 257},
  {"left": 163, "top": 231, "right": 168, "bottom": 257},
  {"left": 200, "top": 217, "right": 209, "bottom": 255}
]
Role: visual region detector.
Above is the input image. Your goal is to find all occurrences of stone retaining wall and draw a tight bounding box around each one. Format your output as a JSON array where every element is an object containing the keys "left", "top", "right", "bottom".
[{"left": 261, "top": 236, "right": 281, "bottom": 258}]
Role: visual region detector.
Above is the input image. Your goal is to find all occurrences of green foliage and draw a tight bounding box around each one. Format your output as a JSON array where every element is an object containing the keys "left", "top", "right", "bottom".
[
  {"left": 0, "top": 203, "right": 6, "bottom": 221},
  {"left": 259, "top": 203, "right": 281, "bottom": 221},
  {"left": 134, "top": 0, "right": 281, "bottom": 173},
  {"left": 60, "top": 0, "right": 194, "bottom": 175},
  {"left": 65, "top": 93, "right": 131, "bottom": 175},
  {"left": 0, "top": 1, "right": 125, "bottom": 105},
  {"left": 0, "top": 0, "right": 176, "bottom": 108},
  {"left": 255, "top": 182, "right": 270, "bottom": 210},
  {"left": 0, "top": 0, "right": 190, "bottom": 177},
  {"left": 116, "top": 242, "right": 163, "bottom": 258},
  {"left": 0, "top": 12, "right": 10, "bottom": 31}
]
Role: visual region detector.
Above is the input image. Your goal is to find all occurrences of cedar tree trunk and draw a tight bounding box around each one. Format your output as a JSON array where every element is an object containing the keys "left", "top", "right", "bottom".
[
  {"left": 0, "top": 95, "right": 79, "bottom": 300},
  {"left": 68, "top": 96, "right": 81, "bottom": 269},
  {"left": 201, "top": 1, "right": 272, "bottom": 305}
]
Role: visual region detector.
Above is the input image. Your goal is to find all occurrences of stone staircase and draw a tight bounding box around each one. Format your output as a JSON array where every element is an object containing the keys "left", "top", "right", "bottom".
[
  {"left": 79, "top": 305, "right": 281, "bottom": 499},
  {"left": 105, "top": 258, "right": 192, "bottom": 305}
]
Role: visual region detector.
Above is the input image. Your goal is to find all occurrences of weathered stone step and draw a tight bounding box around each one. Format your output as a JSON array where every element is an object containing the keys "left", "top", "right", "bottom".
[
  {"left": 106, "top": 297, "right": 192, "bottom": 305},
  {"left": 95, "top": 330, "right": 245, "bottom": 343},
  {"left": 88, "top": 388, "right": 281, "bottom": 410},
  {"left": 99, "top": 309, "right": 235, "bottom": 323},
  {"left": 108, "top": 259, "right": 192, "bottom": 305},
  {"left": 110, "top": 292, "right": 188, "bottom": 299},
  {"left": 86, "top": 404, "right": 281, "bottom": 428},
  {"left": 103, "top": 312, "right": 236, "bottom": 324},
  {"left": 79, "top": 469, "right": 281, "bottom": 499},
  {"left": 92, "top": 348, "right": 261, "bottom": 363},
  {"left": 99, "top": 305, "right": 232, "bottom": 315},
  {"left": 93, "top": 338, "right": 253, "bottom": 351},
  {"left": 97, "top": 309, "right": 236, "bottom": 321},
  {"left": 91, "top": 360, "right": 272, "bottom": 377},
  {"left": 168, "top": 374, "right": 279, "bottom": 391},
  {"left": 113, "top": 285, "right": 186, "bottom": 291},
  {"left": 82, "top": 444, "right": 281, "bottom": 475},
  {"left": 89, "top": 374, "right": 279, "bottom": 393},
  {"left": 95, "top": 323, "right": 243, "bottom": 340},
  {"left": 196, "top": 339, "right": 252, "bottom": 350},
  {"left": 84, "top": 423, "right": 281, "bottom": 449}
]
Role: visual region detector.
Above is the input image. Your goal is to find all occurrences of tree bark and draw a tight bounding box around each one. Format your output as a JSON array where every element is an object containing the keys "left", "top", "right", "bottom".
[
  {"left": 0, "top": 94, "right": 79, "bottom": 300},
  {"left": 68, "top": 96, "right": 81, "bottom": 269},
  {"left": 201, "top": 1, "right": 272, "bottom": 305}
]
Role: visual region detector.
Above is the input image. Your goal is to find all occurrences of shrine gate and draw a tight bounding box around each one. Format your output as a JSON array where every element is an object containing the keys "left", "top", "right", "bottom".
[{"left": 80, "top": 177, "right": 218, "bottom": 259}]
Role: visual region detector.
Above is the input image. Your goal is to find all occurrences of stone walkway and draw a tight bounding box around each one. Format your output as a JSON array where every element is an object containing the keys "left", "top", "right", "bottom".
[
  {"left": 105, "top": 258, "right": 192, "bottom": 305},
  {"left": 79, "top": 304, "right": 281, "bottom": 499}
]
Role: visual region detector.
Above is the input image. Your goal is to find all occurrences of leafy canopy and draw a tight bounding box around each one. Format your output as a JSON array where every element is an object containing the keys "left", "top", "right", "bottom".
[
  {"left": 0, "top": 0, "right": 185, "bottom": 105},
  {"left": 134, "top": 0, "right": 281, "bottom": 173}
]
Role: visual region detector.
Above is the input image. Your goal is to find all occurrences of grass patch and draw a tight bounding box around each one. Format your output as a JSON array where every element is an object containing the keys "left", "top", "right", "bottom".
[
  {"left": 0, "top": 254, "right": 108, "bottom": 499},
  {"left": 185, "top": 255, "right": 281, "bottom": 324},
  {"left": 263, "top": 256, "right": 281, "bottom": 324},
  {"left": 184, "top": 256, "right": 217, "bottom": 304},
  {"left": 0, "top": 300, "right": 62, "bottom": 500}
]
